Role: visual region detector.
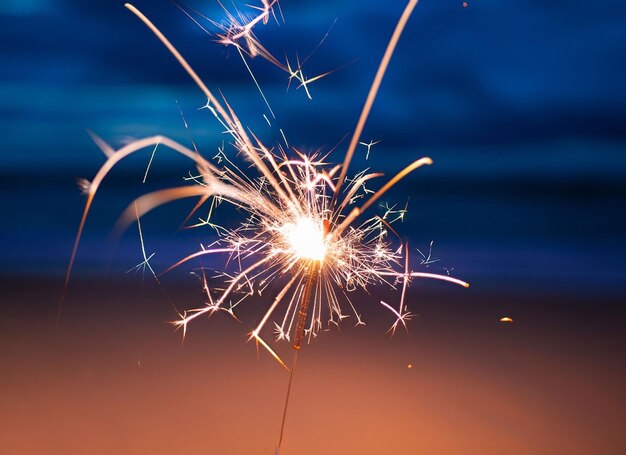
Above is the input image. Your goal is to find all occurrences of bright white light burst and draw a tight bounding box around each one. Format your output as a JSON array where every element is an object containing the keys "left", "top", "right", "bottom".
[{"left": 281, "top": 217, "right": 327, "bottom": 262}]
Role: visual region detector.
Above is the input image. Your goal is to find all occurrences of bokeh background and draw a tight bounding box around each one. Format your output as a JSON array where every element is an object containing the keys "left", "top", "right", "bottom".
[{"left": 1, "top": 1, "right": 625, "bottom": 453}]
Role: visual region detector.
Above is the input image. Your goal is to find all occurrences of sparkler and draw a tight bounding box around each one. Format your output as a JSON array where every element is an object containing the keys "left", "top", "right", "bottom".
[{"left": 63, "top": 0, "right": 469, "bottom": 451}]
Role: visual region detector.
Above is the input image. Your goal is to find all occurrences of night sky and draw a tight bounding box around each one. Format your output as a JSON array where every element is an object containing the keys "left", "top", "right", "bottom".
[{"left": 1, "top": 1, "right": 625, "bottom": 453}]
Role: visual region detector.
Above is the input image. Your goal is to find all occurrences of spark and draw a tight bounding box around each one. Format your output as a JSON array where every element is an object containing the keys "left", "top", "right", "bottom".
[
  {"left": 180, "top": 0, "right": 333, "bottom": 99},
  {"left": 125, "top": 203, "right": 158, "bottom": 282},
  {"left": 235, "top": 44, "right": 276, "bottom": 118},
  {"left": 174, "top": 97, "right": 189, "bottom": 129},
  {"left": 62, "top": 0, "right": 469, "bottom": 404},
  {"left": 359, "top": 139, "right": 380, "bottom": 160},
  {"left": 86, "top": 130, "right": 114, "bottom": 158},
  {"left": 417, "top": 240, "right": 440, "bottom": 266},
  {"left": 142, "top": 142, "right": 159, "bottom": 183}
]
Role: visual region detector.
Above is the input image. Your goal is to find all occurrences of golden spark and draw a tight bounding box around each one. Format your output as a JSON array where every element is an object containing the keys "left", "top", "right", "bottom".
[
  {"left": 61, "top": 2, "right": 469, "bottom": 450},
  {"left": 63, "top": 0, "right": 468, "bottom": 365}
]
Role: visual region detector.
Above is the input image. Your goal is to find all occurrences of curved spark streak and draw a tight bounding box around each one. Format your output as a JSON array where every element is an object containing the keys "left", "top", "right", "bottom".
[
  {"left": 334, "top": 0, "right": 420, "bottom": 198},
  {"left": 378, "top": 271, "right": 469, "bottom": 288}
]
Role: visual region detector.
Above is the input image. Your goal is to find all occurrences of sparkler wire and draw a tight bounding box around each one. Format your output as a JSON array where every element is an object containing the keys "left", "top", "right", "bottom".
[{"left": 292, "top": 262, "right": 319, "bottom": 350}]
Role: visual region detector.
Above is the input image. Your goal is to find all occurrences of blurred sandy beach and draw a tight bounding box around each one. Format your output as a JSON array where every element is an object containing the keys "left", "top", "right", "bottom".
[{"left": 2, "top": 277, "right": 624, "bottom": 454}]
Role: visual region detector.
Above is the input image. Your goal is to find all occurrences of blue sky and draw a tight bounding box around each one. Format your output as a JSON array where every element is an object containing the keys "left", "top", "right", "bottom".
[{"left": 1, "top": 0, "right": 625, "bottom": 294}]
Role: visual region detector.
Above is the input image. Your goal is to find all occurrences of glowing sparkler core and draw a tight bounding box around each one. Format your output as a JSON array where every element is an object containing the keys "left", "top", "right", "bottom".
[{"left": 281, "top": 216, "right": 327, "bottom": 262}]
